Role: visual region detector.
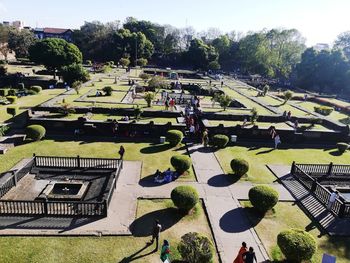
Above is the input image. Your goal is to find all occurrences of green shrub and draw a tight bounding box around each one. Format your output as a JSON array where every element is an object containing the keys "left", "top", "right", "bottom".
[
  {"left": 8, "top": 89, "right": 16, "bottom": 96},
  {"left": 277, "top": 228, "right": 317, "bottom": 262},
  {"left": 166, "top": 130, "right": 184, "bottom": 146},
  {"left": 103, "top": 86, "right": 113, "bottom": 96},
  {"left": 171, "top": 185, "right": 199, "bottom": 213},
  {"left": 170, "top": 155, "right": 192, "bottom": 174},
  {"left": 249, "top": 185, "right": 279, "bottom": 213},
  {"left": 0, "top": 89, "right": 8, "bottom": 96},
  {"left": 314, "top": 106, "right": 333, "bottom": 116},
  {"left": 25, "top": 125, "right": 46, "bottom": 141},
  {"left": 18, "top": 83, "right": 25, "bottom": 90},
  {"left": 26, "top": 89, "right": 38, "bottom": 95},
  {"left": 178, "top": 232, "right": 214, "bottom": 263},
  {"left": 337, "top": 142, "right": 349, "bottom": 154},
  {"left": 212, "top": 134, "right": 229, "bottom": 148},
  {"left": 29, "top": 85, "right": 42, "bottom": 93},
  {"left": 6, "top": 106, "right": 18, "bottom": 117},
  {"left": 230, "top": 158, "right": 249, "bottom": 177},
  {"left": 6, "top": 96, "right": 17, "bottom": 104}
]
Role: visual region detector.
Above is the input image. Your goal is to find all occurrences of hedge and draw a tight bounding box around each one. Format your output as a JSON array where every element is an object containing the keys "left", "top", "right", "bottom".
[
  {"left": 6, "top": 96, "right": 17, "bottom": 104},
  {"left": 26, "top": 89, "right": 38, "bottom": 95},
  {"left": 170, "top": 155, "right": 192, "bottom": 174},
  {"left": 29, "top": 85, "right": 42, "bottom": 93},
  {"left": 337, "top": 142, "right": 349, "bottom": 154},
  {"left": 230, "top": 158, "right": 249, "bottom": 177},
  {"left": 171, "top": 185, "right": 199, "bottom": 213},
  {"left": 103, "top": 86, "right": 113, "bottom": 96},
  {"left": 314, "top": 106, "right": 333, "bottom": 116},
  {"left": 277, "top": 228, "right": 317, "bottom": 262},
  {"left": 166, "top": 130, "right": 183, "bottom": 146},
  {"left": 178, "top": 232, "right": 214, "bottom": 263},
  {"left": 0, "top": 89, "right": 8, "bottom": 96},
  {"left": 25, "top": 125, "right": 46, "bottom": 141},
  {"left": 8, "top": 89, "right": 16, "bottom": 96},
  {"left": 6, "top": 106, "right": 18, "bottom": 117},
  {"left": 248, "top": 185, "right": 279, "bottom": 213},
  {"left": 212, "top": 134, "right": 229, "bottom": 148}
]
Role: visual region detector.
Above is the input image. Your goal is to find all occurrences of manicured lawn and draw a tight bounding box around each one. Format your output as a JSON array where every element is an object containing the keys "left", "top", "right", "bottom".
[
  {"left": 82, "top": 91, "right": 127, "bottom": 103},
  {"left": 208, "top": 120, "right": 292, "bottom": 129},
  {"left": 0, "top": 199, "right": 217, "bottom": 263},
  {"left": 241, "top": 201, "right": 350, "bottom": 263},
  {"left": 0, "top": 139, "right": 195, "bottom": 182},
  {"left": 215, "top": 145, "right": 350, "bottom": 184}
]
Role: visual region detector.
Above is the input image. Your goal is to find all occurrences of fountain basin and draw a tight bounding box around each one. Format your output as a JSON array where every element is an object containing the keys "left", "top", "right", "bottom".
[{"left": 40, "top": 181, "right": 89, "bottom": 200}]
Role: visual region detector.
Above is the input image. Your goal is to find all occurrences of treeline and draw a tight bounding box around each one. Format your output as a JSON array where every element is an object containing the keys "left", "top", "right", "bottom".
[{"left": 1, "top": 17, "right": 350, "bottom": 95}]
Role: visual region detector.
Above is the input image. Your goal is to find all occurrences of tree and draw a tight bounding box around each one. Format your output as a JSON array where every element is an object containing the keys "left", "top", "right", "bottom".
[
  {"left": 218, "top": 94, "right": 231, "bottom": 110},
  {"left": 186, "top": 38, "right": 219, "bottom": 70},
  {"left": 262, "top": 85, "right": 269, "bottom": 96},
  {"left": 29, "top": 38, "right": 83, "bottom": 78},
  {"left": 0, "top": 24, "right": 10, "bottom": 61},
  {"left": 144, "top": 92, "right": 155, "bottom": 107},
  {"left": 283, "top": 90, "right": 293, "bottom": 104},
  {"left": 61, "top": 63, "right": 90, "bottom": 85},
  {"left": 8, "top": 28, "right": 36, "bottom": 58},
  {"left": 72, "top": 81, "right": 82, "bottom": 95},
  {"left": 250, "top": 107, "right": 258, "bottom": 123},
  {"left": 335, "top": 31, "right": 350, "bottom": 60},
  {"left": 139, "top": 73, "right": 151, "bottom": 83},
  {"left": 148, "top": 76, "right": 167, "bottom": 90},
  {"left": 119, "top": 57, "right": 130, "bottom": 68},
  {"left": 208, "top": 60, "right": 221, "bottom": 70},
  {"left": 136, "top": 58, "right": 148, "bottom": 67}
]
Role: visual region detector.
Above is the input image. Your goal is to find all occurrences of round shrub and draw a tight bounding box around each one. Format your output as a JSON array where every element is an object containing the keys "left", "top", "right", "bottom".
[
  {"left": 337, "top": 142, "right": 349, "bottom": 154},
  {"left": 277, "top": 228, "right": 317, "bottom": 262},
  {"left": 248, "top": 185, "right": 279, "bottom": 213},
  {"left": 102, "top": 86, "right": 113, "bottom": 96},
  {"left": 230, "top": 158, "right": 249, "bottom": 177},
  {"left": 170, "top": 155, "right": 192, "bottom": 174},
  {"left": 29, "top": 85, "right": 42, "bottom": 93},
  {"left": 25, "top": 125, "right": 46, "bottom": 141},
  {"left": 178, "top": 232, "right": 214, "bottom": 263},
  {"left": 166, "top": 130, "right": 183, "bottom": 146},
  {"left": 212, "top": 134, "right": 229, "bottom": 148},
  {"left": 6, "top": 96, "right": 17, "bottom": 104},
  {"left": 171, "top": 185, "right": 199, "bottom": 213}
]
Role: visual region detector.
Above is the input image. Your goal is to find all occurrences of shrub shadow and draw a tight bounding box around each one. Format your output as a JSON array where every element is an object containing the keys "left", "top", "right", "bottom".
[
  {"left": 130, "top": 207, "right": 184, "bottom": 237},
  {"left": 140, "top": 143, "right": 173, "bottom": 154},
  {"left": 328, "top": 150, "right": 342, "bottom": 156},
  {"left": 207, "top": 174, "right": 240, "bottom": 187},
  {"left": 219, "top": 207, "right": 262, "bottom": 233}
]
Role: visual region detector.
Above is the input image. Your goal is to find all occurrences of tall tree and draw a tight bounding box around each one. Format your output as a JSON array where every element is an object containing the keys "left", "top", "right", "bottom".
[
  {"left": 8, "top": 28, "right": 36, "bottom": 58},
  {"left": 334, "top": 31, "right": 350, "bottom": 60},
  {"left": 0, "top": 24, "right": 10, "bottom": 61},
  {"left": 186, "top": 39, "right": 219, "bottom": 70}
]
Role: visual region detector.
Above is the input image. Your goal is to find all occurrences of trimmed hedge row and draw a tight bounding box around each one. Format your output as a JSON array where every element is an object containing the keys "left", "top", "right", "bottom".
[{"left": 314, "top": 106, "right": 333, "bottom": 116}]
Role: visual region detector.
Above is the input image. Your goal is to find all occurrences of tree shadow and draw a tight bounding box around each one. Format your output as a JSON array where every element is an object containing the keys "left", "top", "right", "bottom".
[
  {"left": 130, "top": 207, "right": 184, "bottom": 237},
  {"left": 256, "top": 148, "right": 275, "bottom": 155},
  {"left": 140, "top": 143, "right": 173, "bottom": 154},
  {"left": 207, "top": 174, "right": 240, "bottom": 187},
  {"left": 328, "top": 150, "right": 343, "bottom": 156},
  {"left": 119, "top": 243, "right": 155, "bottom": 262},
  {"left": 219, "top": 207, "right": 262, "bottom": 233}
]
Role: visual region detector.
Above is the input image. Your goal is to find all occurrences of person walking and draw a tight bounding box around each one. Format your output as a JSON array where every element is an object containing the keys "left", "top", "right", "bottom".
[
  {"left": 233, "top": 242, "right": 247, "bottom": 263},
  {"left": 202, "top": 129, "right": 209, "bottom": 147},
  {"left": 243, "top": 247, "right": 257, "bottom": 263},
  {"left": 118, "top": 145, "right": 125, "bottom": 159},
  {"left": 149, "top": 219, "right": 162, "bottom": 250},
  {"left": 274, "top": 134, "right": 281, "bottom": 149},
  {"left": 160, "top": 240, "right": 170, "bottom": 262},
  {"left": 165, "top": 97, "right": 170, "bottom": 111},
  {"left": 327, "top": 191, "right": 339, "bottom": 210}
]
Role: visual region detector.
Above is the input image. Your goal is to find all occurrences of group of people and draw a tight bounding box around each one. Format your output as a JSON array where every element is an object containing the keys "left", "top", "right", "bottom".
[
  {"left": 282, "top": 110, "right": 292, "bottom": 120},
  {"left": 153, "top": 168, "right": 179, "bottom": 184},
  {"left": 233, "top": 242, "right": 257, "bottom": 263},
  {"left": 164, "top": 96, "right": 176, "bottom": 111}
]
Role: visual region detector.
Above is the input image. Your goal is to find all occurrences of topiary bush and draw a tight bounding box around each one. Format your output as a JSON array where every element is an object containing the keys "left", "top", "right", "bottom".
[
  {"left": 6, "top": 96, "right": 17, "bottom": 104},
  {"left": 314, "top": 106, "right": 333, "bottom": 116},
  {"left": 171, "top": 185, "right": 199, "bottom": 213},
  {"left": 25, "top": 125, "right": 46, "bottom": 141},
  {"left": 178, "top": 232, "right": 214, "bottom": 263},
  {"left": 277, "top": 228, "right": 317, "bottom": 262},
  {"left": 230, "top": 158, "right": 249, "bottom": 177},
  {"left": 249, "top": 185, "right": 279, "bottom": 213},
  {"left": 166, "top": 130, "right": 184, "bottom": 146},
  {"left": 170, "top": 155, "right": 192, "bottom": 174},
  {"left": 0, "top": 89, "right": 8, "bottom": 96},
  {"left": 6, "top": 106, "right": 18, "bottom": 117},
  {"left": 29, "top": 85, "right": 42, "bottom": 93},
  {"left": 212, "top": 134, "right": 229, "bottom": 148},
  {"left": 8, "top": 89, "right": 16, "bottom": 96},
  {"left": 337, "top": 142, "right": 349, "bottom": 154},
  {"left": 103, "top": 86, "right": 113, "bottom": 96}
]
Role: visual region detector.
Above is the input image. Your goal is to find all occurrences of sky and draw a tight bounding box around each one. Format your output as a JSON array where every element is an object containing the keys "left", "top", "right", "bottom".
[{"left": 1, "top": 0, "right": 350, "bottom": 46}]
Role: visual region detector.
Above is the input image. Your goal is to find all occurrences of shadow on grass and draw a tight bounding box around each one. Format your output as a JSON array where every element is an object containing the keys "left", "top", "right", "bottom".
[
  {"left": 207, "top": 173, "right": 240, "bottom": 187},
  {"left": 119, "top": 243, "right": 154, "bottom": 262},
  {"left": 140, "top": 143, "right": 173, "bottom": 154},
  {"left": 219, "top": 207, "right": 262, "bottom": 233},
  {"left": 256, "top": 148, "right": 275, "bottom": 155},
  {"left": 130, "top": 207, "right": 184, "bottom": 237},
  {"left": 328, "top": 150, "right": 343, "bottom": 156}
]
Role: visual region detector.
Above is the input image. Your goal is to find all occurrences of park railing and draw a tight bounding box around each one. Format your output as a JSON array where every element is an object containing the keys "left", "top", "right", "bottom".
[
  {"left": 33, "top": 155, "right": 121, "bottom": 169},
  {"left": 294, "top": 162, "right": 350, "bottom": 178},
  {"left": 291, "top": 162, "right": 350, "bottom": 218}
]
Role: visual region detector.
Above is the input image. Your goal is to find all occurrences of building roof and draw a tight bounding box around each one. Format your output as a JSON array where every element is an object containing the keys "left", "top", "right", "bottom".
[{"left": 43, "top": 27, "right": 71, "bottom": 34}]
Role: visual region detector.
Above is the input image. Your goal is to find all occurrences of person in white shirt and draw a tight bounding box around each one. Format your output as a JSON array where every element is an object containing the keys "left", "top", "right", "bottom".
[
  {"left": 327, "top": 191, "right": 339, "bottom": 210},
  {"left": 274, "top": 134, "right": 281, "bottom": 149}
]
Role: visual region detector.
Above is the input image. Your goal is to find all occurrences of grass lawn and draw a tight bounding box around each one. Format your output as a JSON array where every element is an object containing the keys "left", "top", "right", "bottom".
[
  {"left": 82, "top": 91, "right": 127, "bottom": 103},
  {"left": 215, "top": 145, "right": 350, "bottom": 184},
  {"left": 208, "top": 120, "right": 291, "bottom": 129},
  {"left": 0, "top": 89, "right": 64, "bottom": 123},
  {"left": 0, "top": 199, "right": 217, "bottom": 263},
  {"left": 0, "top": 139, "right": 195, "bottom": 182},
  {"left": 241, "top": 201, "right": 350, "bottom": 263}
]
